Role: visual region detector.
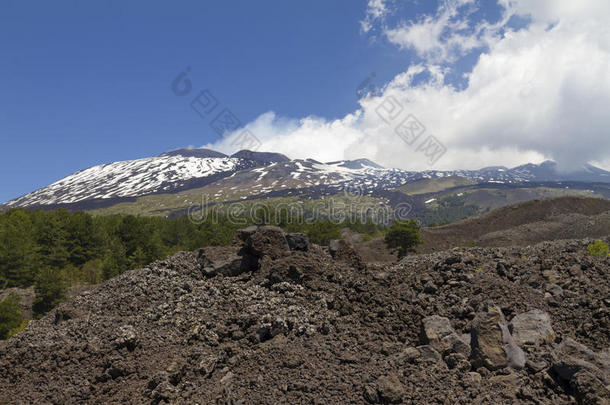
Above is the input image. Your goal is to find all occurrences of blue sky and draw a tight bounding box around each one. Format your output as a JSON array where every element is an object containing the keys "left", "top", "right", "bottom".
[
  {"left": 2, "top": 0, "right": 609, "bottom": 202},
  {"left": 0, "top": 0, "right": 404, "bottom": 202}
]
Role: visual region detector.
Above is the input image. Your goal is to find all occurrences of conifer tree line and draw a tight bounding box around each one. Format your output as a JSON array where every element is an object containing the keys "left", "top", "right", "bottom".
[
  {"left": 0, "top": 208, "right": 384, "bottom": 319},
  {"left": 0, "top": 209, "right": 241, "bottom": 290}
]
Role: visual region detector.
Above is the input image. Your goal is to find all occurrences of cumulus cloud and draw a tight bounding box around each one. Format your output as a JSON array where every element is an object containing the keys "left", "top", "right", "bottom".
[
  {"left": 206, "top": 0, "right": 610, "bottom": 172},
  {"left": 207, "top": 111, "right": 366, "bottom": 163}
]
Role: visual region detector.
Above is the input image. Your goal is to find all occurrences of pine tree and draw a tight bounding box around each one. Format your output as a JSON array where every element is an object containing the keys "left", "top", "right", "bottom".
[
  {"left": 33, "top": 210, "right": 70, "bottom": 269},
  {"left": 64, "top": 211, "right": 98, "bottom": 266},
  {"left": 0, "top": 293, "right": 23, "bottom": 339},
  {"left": 384, "top": 219, "right": 423, "bottom": 258},
  {"left": 0, "top": 210, "right": 39, "bottom": 287},
  {"left": 102, "top": 235, "right": 128, "bottom": 279},
  {"left": 32, "top": 267, "right": 68, "bottom": 316}
]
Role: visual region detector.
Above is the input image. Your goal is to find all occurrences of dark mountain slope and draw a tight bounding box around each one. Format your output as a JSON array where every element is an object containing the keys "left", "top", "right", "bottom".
[
  {"left": 419, "top": 196, "right": 610, "bottom": 252},
  {"left": 230, "top": 150, "right": 290, "bottom": 164},
  {"left": 161, "top": 148, "right": 228, "bottom": 158}
]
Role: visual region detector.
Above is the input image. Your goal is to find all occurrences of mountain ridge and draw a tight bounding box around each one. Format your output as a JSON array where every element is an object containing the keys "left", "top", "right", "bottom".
[{"left": 3, "top": 148, "right": 610, "bottom": 211}]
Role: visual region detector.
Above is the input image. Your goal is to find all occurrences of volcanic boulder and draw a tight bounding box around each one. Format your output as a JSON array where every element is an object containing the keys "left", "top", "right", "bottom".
[
  {"left": 329, "top": 239, "right": 364, "bottom": 269},
  {"left": 551, "top": 338, "right": 610, "bottom": 404},
  {"left": 376, "top": 374, "right": 404, "bottom": 404},
  {"left": 420, "top": 316, "right": 471, "bottom": 369},
  {"left": 235, "top": 225, "right": 258, "bottom": 243},
  {"left": 470, "top": 303, "right": 525, "bottom": 370},
  {"left": 246, "top": 226, "right": 291, "bottom": 259},
  {"left": 509, "top": 309, "right": 555, "bottom": 346},
  {"left": 285, "top": 233, "right": 309, "bottom": 252},
  {"left": 197, "top": 246, "right": 257, "bottom": 277}
]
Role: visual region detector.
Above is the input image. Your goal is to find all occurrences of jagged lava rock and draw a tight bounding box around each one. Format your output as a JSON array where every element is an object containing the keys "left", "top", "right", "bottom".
[
  {"left": 552, "top": 338, "right": 610, "bottom": 404},
  {"left": 0, "top": 238, "right": 608, "bottom": 404},
  {"left": 246, "top": 225, "right": 290, "bottom": 259},
  {"left": 509, "top": 309, "right": 555, "bottom": 346},
  {"left": 285, "top": 233, "right": 309, "bottom": 252},
  {"left": 376, "top": 374, "right": 405, "bottom": 404},
  {"left": 470, "top": 303, "right": 526, "bottom": 370}
]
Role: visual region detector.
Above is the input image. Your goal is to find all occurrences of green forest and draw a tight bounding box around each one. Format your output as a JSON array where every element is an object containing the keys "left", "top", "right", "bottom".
[
  {"left": 415, "top": 194, "right": 480, "bottom": 226},
  {"left": 0, "top": 208, "right": 383, "bottom": 322}
]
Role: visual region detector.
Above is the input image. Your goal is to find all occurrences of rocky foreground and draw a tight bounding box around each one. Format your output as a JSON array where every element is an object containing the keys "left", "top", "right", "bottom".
[{"left": 0, "top": 227, "right": 609, "bottom": 404}]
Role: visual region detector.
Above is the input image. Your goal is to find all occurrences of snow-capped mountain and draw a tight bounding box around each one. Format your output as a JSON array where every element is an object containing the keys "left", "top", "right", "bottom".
[
  {"left": 3, "top": 148, "right": 610, "bottom": 209},
  {"left": 4, "top": 150, "right": 254, "bottom": 207},
  {"left": 210, "top": 158, "right": 609, "bottom": 201}
]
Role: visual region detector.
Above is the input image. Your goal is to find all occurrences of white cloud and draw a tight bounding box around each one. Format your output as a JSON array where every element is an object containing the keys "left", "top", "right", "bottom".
[
  {"left": 207, "top": 111, "right": 366, "bottom": 163},
  {"left": 360, "top": 0, "right": 389, "bottom": 33},
  {"left": 499, "top": 0, "right": 610, "bottom": 24},
  {"left": 206, "top": 0, "right": 610, "bottom": 172},
  {"left": 384, "top": 0, "right": 484, "bottom": 63}
]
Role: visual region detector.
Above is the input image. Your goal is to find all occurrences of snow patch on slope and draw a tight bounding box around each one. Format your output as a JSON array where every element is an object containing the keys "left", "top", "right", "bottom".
[{"left": 7, "top": 156, "right": 242, "bottom": 206}]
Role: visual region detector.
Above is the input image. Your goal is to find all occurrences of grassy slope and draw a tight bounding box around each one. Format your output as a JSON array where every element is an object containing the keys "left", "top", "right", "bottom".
[
  {"left": 90, "top": 193, "right": 392, "bottom": 223},
  {"left": 395, "top": 176, "right": 476, "bottom": 195}
]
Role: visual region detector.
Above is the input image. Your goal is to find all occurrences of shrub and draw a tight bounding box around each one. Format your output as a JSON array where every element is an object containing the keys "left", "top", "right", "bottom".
[
  {"left": 81, "top": 259, "right": 104, "bottom": 284},
  {"left": 304, "top": 221, "right": 342, "bottom": 246},
  {"left": 0, "top": 294, "right": 23, "bottom": 340},
  {"left": 428, "top": 221, "right": 450, "bottom": 227},
  {"left": 33, "top": 268, "right": 68, "bottom": 316},
  {"left": 7, "top": 319, "right": 29, "bottom": 339},
  {"left": 384, "top": 219, "right": 423, "bottom": 258},
  {"left": 587, "top": 240, "right": 609, "bottom": 258}
]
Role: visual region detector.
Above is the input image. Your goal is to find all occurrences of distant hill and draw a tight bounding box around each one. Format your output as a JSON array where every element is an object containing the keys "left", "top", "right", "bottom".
[
  {"left": 396, "top": 176, "right": 476, "bottom": 195},
  {"left": 353, "top": 196, "right": 610, "bottom": 261},
  {"left": 419, "top": 196, "right": 610, "bottom": 252}
]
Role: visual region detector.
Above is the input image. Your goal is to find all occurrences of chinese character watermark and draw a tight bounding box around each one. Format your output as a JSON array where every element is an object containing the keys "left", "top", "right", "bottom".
[
  {"left": 373, "top": 95, "right": 446, "bottom": 166},
  {"left": 356, "top": 72, "right": 379, "bottom": 98}
]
